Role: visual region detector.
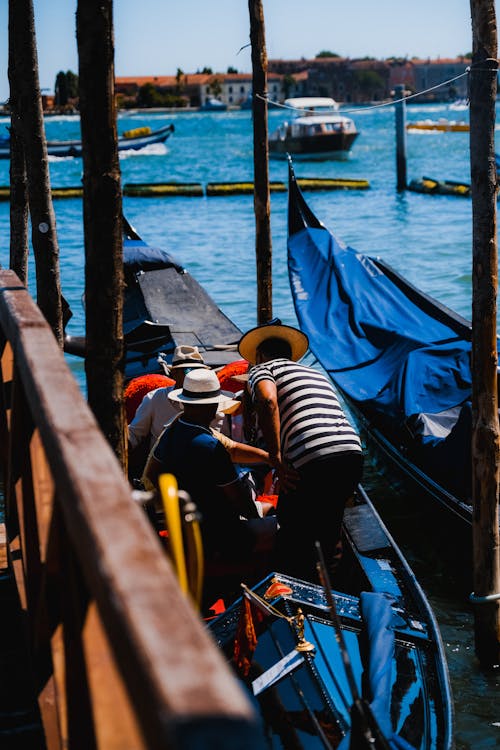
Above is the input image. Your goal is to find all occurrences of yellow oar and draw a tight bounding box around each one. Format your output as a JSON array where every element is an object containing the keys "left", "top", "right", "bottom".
[{"left": 159, "top": 473, "right": 189, "bottom": 594}]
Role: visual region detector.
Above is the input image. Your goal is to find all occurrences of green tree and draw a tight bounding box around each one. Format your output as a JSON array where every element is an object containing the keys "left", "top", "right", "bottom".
[
  {"left": 227, "top": 66, "right": 238, "bottom": 74},
  {"left": 315, "top": 50, "right": 340, "bottom": 58},
  {"left": 352, "top": 69, "right": 385, "bottom": 100},
  {"left": 201, "top": 66, "right": 213, "bottom": 74},
  {"left": 283, "top": 73, "right": 296, "bottom": 98},
  {"left": 54, "top": 69, "right": 78, "bottom": 105},
  {"left": 209, "top": 77, "right": 222, "bottom": 98},
  {"left": 55, "top": 70, "right": 68, "bottom": 104},
  {"left": 175, "top": 67, "right": 184, "bottom": 94},
  {"left": 66, "top": 69, "right": 78, "bottom": 98}
]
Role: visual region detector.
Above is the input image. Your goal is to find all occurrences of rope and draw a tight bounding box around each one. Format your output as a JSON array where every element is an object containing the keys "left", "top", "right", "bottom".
[
  {"left": 257, "top": 60, "right": 499, "bottom": 116},
  {"left": 469, "top": 590, "right": 500, "bottom": 604}
]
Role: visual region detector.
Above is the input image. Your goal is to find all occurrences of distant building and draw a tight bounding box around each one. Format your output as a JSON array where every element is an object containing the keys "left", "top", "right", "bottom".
[
  {"left": 269, "top": 55, "right": 471, "bottom": 104},
  {"left": 114, "top": 56, "right": 472, "bottom": 110},
  {"left": 115, "top": 72, "right": 284, "bottom": 108}
]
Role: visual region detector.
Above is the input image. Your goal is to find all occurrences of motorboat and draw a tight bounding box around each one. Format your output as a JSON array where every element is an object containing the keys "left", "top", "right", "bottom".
[{"left": 269, "top": 97, "right": 359, "bottom": 160}]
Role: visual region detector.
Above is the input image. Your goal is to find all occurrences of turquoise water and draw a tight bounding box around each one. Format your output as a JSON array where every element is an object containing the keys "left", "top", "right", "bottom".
[{"left": 0, "top": 103, "right": 498, "bottom": 747}]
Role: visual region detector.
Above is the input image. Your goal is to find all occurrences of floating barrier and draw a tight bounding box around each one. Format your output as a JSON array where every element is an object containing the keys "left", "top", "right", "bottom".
[
  {"left": 123, "top": 182, "right": 203, "bottom": 197},
  {"left": 407, "top": 177, "right": 471, "bottom": 197},
  {"left": 0, "top": 176, "right": 370, "bottom": 202},
  {"left": 296, "top": 177, "right": 370, "bottom": 191},
  {"left": 52, "top": 186, "right": 84, "bottom": 198},
  {"left": 206, "top": 181, "right": 286, "bottom": 196},
  {"left": 0, "top": 185, "right": 84, "bottom": 200}
]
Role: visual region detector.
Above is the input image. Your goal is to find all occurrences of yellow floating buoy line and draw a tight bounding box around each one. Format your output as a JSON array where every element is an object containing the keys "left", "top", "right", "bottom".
[
  {"left": 124, "top": 182, "right": 204, "bottom": 197},
  {"left": 0, "top": 177, "right": 370, "bottom": 201},
  {"left": 206, "top": 181, "right": 287, "bottom": 195}
]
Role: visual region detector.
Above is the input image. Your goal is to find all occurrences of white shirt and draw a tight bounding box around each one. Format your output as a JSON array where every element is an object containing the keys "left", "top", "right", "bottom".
[{"left": 128, "top": 385, "right": 230, "bottom": 450}]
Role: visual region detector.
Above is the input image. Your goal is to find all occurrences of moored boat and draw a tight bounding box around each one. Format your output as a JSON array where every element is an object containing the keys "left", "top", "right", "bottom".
[
  {"left": 206, "top": 482, "right": 454, "bottom": 749},
  {"left": 200, "top": 97, "right": 228, "bottom": 112},
  {"left": 64, "top": 217, "right": 242, "bottom": 381},
  {"left": 269, "top": 97, "right": 359, "bottom": 160},
  {"left": 0, "top": 123, "right": 174, "bottom": 159},
  {"left": 406, "top": 118, "right": 469, "bottom": 132},
  {"left": 286, "top": 157, "right": 498, "bottom": 533}
]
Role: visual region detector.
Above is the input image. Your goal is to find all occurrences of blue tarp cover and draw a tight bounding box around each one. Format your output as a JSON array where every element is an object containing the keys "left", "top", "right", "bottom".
[
  {"left": 123, "top": 239, "right": 183, "bottom": 273},
  {"left": 338, "top": 592, "right": 416, "bottom": 750},
  {"left": 288, "top": 226, "right": 472, "bottom": 428}
]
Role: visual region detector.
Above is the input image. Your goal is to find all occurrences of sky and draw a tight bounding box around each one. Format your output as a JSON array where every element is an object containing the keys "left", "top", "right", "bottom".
[{"left": 0, "top": 0, "right": 497, "bottom": 104}]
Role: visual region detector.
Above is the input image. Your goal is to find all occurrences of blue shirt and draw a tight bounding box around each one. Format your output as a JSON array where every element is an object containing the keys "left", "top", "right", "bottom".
[{"left": 153, "top": 418, "right": 253, "bottom": 559}]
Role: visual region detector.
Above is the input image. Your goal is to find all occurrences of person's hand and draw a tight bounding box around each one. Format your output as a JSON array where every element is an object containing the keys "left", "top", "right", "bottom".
[{"left": 272, "top": 458, "right": 299, "bottom": 492}]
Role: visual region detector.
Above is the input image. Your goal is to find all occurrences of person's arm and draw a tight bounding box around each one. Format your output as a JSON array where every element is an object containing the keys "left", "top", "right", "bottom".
[
  {"left": 212, "top": 429, "right": 270, "bottom": 465},
  {"left": 142, "top": 454, "right": 162, "bottom": 493}
]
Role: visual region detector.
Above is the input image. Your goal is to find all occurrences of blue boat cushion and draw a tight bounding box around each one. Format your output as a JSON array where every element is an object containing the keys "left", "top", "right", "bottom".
[{"left": 337, "top": 591, "right": 416, "bottom": 750}]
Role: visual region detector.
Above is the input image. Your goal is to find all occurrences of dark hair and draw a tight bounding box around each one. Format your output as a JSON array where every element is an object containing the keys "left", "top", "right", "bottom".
[{"left": 257, "top": 336, "right": 292, "bottom": 359}]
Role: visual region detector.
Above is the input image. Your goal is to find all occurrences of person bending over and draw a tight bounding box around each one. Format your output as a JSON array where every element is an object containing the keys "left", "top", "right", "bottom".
[{"left": 238, "top": 320, "right": 363, "bottom": 581}]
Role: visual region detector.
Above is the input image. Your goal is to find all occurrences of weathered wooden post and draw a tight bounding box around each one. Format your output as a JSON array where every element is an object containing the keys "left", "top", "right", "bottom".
[
  {"left": 76, "top": 0, "right": 126, "bottom": 468},
  {"left": 469, "top": 0, "right": 500, "bottom": 668},
  {"left": 8, "top": 0, "right": 63, "bottom": 343},
  {"left": 394, "top": 84, "right": 407, "bottom": 191},
  {"left": 7, "top": 7, "right": 28, "bottom": 285},
  {"left": 249, "top": 0, "right": 272, "bottom": 324}
]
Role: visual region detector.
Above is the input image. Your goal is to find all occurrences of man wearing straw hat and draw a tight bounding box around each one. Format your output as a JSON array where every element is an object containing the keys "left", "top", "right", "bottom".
[
  {"left": 238, "top": 320, "right": 363, "bottom": 581},
  {"left": 144, "top": 368, "right": 277, "bottom": 578}
]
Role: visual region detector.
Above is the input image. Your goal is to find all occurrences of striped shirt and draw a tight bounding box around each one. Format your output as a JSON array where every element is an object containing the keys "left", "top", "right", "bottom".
[{"left": 248, "top": 358, "right": 362, "bottom": 468}]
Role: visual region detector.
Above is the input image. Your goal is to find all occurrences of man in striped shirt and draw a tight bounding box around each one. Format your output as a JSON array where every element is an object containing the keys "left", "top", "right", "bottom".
[{"left": 239, "top": 321, "right": 363, "bottom": 581}]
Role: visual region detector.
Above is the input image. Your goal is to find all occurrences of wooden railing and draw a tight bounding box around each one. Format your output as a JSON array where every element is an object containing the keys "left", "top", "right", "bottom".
[{"left": 0, "top": 270, "right": 259, "bottom": 750}]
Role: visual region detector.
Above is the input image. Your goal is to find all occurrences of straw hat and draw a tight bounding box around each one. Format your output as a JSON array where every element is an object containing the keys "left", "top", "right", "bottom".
[
  {"left": 168, "top": 369, "right": 241, "bottom": 414},
  {"left": 168, "top": 345, "right": 208, "bottom": 370},
  {"left": 238, "top": 320, "right": 309, "bottom": 365}
]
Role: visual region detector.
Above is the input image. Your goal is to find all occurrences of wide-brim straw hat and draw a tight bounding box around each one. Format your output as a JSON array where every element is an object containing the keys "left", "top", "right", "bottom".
[
  {"left": 168, "top": 368, "right": 240, "bottom": 414},
  {"left": 238, "top": 322, "right": 309, "bottom": 365}
]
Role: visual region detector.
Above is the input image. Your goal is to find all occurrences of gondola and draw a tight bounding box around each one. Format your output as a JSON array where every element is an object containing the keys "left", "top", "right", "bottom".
[
  {"left": 286, "top": 157, "right": 495, "bottom": 530},
  {"left": 206, "top": 483, "right": 453, "bottom": 749},
  {"left": 64, "top": 216, "right": 242, "bottom": 381},
  {"left": 0, "top": 123, "right": 174, "bottom": 159}
]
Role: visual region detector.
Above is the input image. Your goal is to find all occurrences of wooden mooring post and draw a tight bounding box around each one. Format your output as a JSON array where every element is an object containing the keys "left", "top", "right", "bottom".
[
  {"left": 394, "top": 84, "right": 407, "bottom": 191},
  {"left": 249, "top": 0, "right": 272, "bottom": 324},
  {"left": 469, "top": 0, "right": 500, "bottom": 668}
]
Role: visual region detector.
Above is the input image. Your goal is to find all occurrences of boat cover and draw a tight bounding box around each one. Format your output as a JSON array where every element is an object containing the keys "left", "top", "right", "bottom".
[
  {"left": 338, "top": 592, "right": 416, "bottom": 750},
  {"left": 288, "top": 224, "right": 472, "bottom": 423}
]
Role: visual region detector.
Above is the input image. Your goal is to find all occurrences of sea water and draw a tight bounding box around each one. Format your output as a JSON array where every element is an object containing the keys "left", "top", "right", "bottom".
[{"left": 0, "top": 103, "right": 498, "bottom": 747}]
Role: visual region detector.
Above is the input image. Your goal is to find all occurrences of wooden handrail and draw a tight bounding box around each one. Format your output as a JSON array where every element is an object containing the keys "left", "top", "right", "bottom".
[{"left": 0, "top": 270, "right": 259, "bottom": 749}]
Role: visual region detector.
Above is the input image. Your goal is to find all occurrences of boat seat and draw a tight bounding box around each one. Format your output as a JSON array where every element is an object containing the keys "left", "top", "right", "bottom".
[{"left": 343, "top": 505, "right": 390, "bottom": 553}]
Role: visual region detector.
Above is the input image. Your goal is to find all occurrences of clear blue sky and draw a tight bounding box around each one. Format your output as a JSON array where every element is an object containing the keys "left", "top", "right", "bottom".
[{"left": 0, "top": 0, "right": 496, "bottom": 103}]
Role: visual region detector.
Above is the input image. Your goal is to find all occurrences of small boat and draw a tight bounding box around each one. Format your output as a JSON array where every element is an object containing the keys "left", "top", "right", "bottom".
[
  {"left": 0, "top": 123, "right": 175, "bottom": 159},
  {"left": 286, "top": 157, "right": 497, "bottom": 532},
  {"left": 406, "top": 118, "right": 469, "bottom": 132},
  {"left": 64, "top": 217, "right": 242, "bottom": 381},
  {"left": 448, "top": 98, "right": 468, "bottom": 111},
  {"left": 207, "top": 483, "right": 454, "bottom": 749},
  {"left": 200, "top": 97, "right": 228, "bottom": 112},
  {"left": 269, "top": 97, "right": 359, "bottom": 160}
]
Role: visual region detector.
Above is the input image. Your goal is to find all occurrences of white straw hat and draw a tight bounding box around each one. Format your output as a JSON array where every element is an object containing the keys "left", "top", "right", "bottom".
[{"left": 168, "top": 369, "right": 240, "bottom": 414}]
